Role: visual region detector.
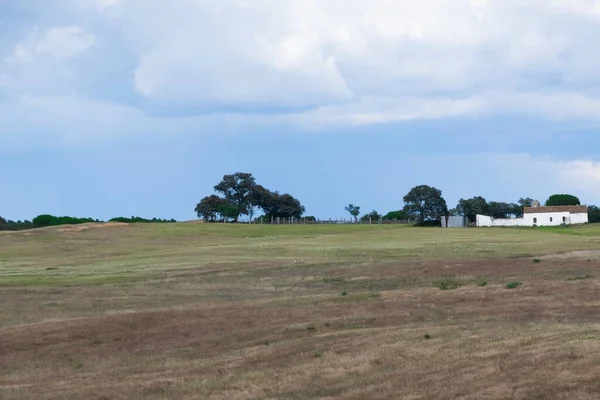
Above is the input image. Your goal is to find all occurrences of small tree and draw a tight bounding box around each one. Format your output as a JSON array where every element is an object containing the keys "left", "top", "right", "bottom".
[
  {"left": 382, "top": 210, "right": 407, "bottom": 220},
  {"left": 195, "top": 195, "right": 227, "bottom": 222},
  {"left": 545, "top": 194, "right": 581, "bottom": 206},
  {"left": 360, "top": 210, "right": 381, "bottom": 222},
  {"left": 345, "top": 204, "right": 361, "bottom": 222},
  {"left": 588, "top": 205, "right": 600, "bottom": 223}
]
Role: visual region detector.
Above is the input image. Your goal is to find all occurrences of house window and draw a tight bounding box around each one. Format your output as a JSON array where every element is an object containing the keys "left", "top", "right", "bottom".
[
  {"left": 563, "top": 217, "right": 566, "bottom": 222},
  {"left": 550, "top": 217, "right": 553, "bottom": 222},
  {"left": 533, "top": 217, "right": 537, "bottom": 223}
]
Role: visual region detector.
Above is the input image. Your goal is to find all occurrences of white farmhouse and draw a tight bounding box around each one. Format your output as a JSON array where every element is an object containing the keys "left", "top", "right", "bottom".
[{"left": 476, "top": 205, "right": 589, "bottom": 227}]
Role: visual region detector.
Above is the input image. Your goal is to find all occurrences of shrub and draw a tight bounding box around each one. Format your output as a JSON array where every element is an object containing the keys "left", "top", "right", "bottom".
[
  {"left": 533, "top": 259, "right": 542, "bottom": 263},
  {"left": 567, "top": 275, "right": 592, "bottom": 281},
  {"left": 505, "top": 281, "right": 522, "bottom": 289},
  {"left": 437, "top": 280, "right": 461, "bottom": 290},
  {"left": 476, "top": 281, "right": 488, "bottom": 287},
  {"left": 424, "top": 334, "right": 432, "bottom": 340}
]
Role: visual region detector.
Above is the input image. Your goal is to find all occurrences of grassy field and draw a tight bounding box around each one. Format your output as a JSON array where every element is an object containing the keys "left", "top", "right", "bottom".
[{"left": 2, "top": 222, "right": 600, "bottom": 399}]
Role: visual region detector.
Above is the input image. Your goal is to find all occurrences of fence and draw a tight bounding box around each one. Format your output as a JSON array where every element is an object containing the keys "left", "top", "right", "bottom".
[{"left": 255, "top": 217, "right": 412, "bottom": 225}]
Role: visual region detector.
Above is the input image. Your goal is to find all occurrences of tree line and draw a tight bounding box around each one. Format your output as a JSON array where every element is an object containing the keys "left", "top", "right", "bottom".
[{"left": 0, "top": 215, "right": 177, "bottom": 231}]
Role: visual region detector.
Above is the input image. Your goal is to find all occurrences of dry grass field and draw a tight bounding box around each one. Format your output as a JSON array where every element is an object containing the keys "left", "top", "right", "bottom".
[{"left": 2, "top": 223, "right": 600, "bottom": 399}]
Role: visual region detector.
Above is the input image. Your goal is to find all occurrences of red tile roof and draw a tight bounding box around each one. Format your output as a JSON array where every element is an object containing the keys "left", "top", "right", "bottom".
[{"left": 523, "top": 205, "right": 588, "bottom": 214}]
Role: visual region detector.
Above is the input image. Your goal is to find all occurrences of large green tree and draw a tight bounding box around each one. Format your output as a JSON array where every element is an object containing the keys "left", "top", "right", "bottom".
[
  {"left": 456, "top": 196, "right": 488, "bottom": 223},
  {"left": 545, "top": 194, "right": 581, "bottom": 206},
  {"left": 403, "top": 185, "right": 448, "bottom": 224},
  {"left": 195, "top": 195, "right": 227, "bottom": 222},
  {"left": 213, "top": 172, "right": 257, "bottom": 222},
  {"left": 254, "top": 189, "right": 305, "bottom": 220}
]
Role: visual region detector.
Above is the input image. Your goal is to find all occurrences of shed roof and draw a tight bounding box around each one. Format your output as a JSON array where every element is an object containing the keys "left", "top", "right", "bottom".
[{"left": 523, "top": 205, "right": 588, "bottom": 214}]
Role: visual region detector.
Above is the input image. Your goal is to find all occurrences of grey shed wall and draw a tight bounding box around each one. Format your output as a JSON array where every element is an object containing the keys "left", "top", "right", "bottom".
[{"left": 441, "top": 216, "right": 468, "bottom": 228}]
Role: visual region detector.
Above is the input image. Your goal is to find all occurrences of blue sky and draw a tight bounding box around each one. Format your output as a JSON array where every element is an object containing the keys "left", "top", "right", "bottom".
[{"left": 2, "top": 0, "right": 600, "bottom": 221}]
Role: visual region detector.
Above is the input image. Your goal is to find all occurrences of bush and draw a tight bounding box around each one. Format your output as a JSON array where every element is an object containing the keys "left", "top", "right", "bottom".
[
  {"left": 437, "top": 280, "right": 461, "bottom": 290},
  {"left": 505, "top": 281, "right": 522, "bottom": 289},
  {"left": 109, "top": 216, "right": 176, "bottom": 224}
]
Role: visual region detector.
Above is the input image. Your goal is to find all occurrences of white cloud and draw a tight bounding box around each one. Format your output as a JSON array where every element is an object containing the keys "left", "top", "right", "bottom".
[
  {"left": 3, "top": 0, "right": 600, "bottom": 141},
  {"left": 4, "top": 26, "right": 94, "bottom": 64}
]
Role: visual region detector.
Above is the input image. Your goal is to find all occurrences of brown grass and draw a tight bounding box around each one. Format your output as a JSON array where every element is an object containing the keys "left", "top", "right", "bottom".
[{"left": 2, "top": 224, "right": 600, "bottom": 399}]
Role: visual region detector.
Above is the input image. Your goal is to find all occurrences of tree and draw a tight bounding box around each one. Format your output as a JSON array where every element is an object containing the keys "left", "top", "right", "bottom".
[
  {"left": 518, "top": 197, "right": 535, "bottom": 208},
  {"left": 214, "top": 172, "right": 257, "bottom": 222},
  {"left": 251, "top": 187, "right": 305, "bottom": 220},
  {"left": 546, "top": 194, "right": 581, "bottom": 206},
  {"left": 383, "top": 210, "right": 408, "bottom": 220},
  {"left": 487, "top": 201, "right": 514, "bottom": 219},
  {"left": 217, "top": 203, "right": 239, "bottom": 222},
  {"left": 588, "top": 205, "right": 600, "bottom": 223},
  {"left": 360, "top": 210, "right": 381, "bottom": 222},
  {"left": 344, "top": 204, "right": 361, "bottom": 222},
  {"left": 403, "top": 185, "right": 448, "bottom": 224},
  {"left": 195, "top": 195, "right": 227, "bottom": 222},
  {"left": 456, "top": 196, "right": 488, "bottom": 223}
]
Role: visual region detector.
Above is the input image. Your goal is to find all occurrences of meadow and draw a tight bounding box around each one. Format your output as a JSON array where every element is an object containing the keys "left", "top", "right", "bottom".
[{"left": 2, "top": 222, "right": 600, "bottom": 399}]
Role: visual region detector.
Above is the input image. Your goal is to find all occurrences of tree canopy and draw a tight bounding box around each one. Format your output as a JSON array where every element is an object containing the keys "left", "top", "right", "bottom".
[
  {"left": 403, "top": 185, "right": 448, "bottom": 224},
  {"left": 197, "top": 172, "right": 306, "bottom": 222},
  {"left": 360, "top": 210, "right": 381, "bottom": 221},
  {"left": 382, "top": 210, "right": 407, "bottom": 220},
  {"left": 545, "top": 194, "right": 581, "bottom": 206},
  {"left": 344, "top": 204, "right": 361, "bottom": 221}
]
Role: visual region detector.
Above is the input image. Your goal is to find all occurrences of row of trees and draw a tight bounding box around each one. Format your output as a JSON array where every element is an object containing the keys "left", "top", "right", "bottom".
[
  {"left": 0, "top": 215, "right": 176, "bottom": 231},
  {"left": 195, "top": 172, "right": 307, "bottom": 222},
  {"left": 345, "top": 185, "right": 447, "bottom": 224}
]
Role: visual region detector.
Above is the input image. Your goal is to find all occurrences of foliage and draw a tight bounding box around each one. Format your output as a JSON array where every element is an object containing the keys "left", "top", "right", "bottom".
[
  {"left": 344, "top": 204, "right": 361, "bottom": 221},
  {"left": 403, "top": 185, "right": 448, "bottom": 224},
  {"left": 437, "top": 280, "right": 461, "bottom": 290},
  {"left": 0, "top": 218, "right": 34, "bottom": 231},
  {"left": 109, "top": 217, "right": 176, "bottom": 223},
  {"left": 488, "top": 201, "right": 518, "bottom": 219},
  {"left": 382, "top": 210, "right": 407, "bottom": 220},
  {"left": 216, "top": 203, "right": 240, "bottom": 222},
  {"left": 360, "top": 210, "right": 381, "bottom": 221},
  {"left": 32, "top": 214, "right": 97, "bottom": 228},
  {"left": 456, "top": 196, "right": 488, "bottom": 223},
  {"left": 545, "top": 194, "right": 581, "bottom": 206},
  {"left": 199, "top": 174, "right": 306, "bottom": 222},
  {"left": 505, "top": 281, "right": 522, "bottom": 289},
  {"left": 255, "top": 189, "right": 305, "bottom": 220},
  {"left": 518, "top": 197, "right": 535, "bottom": 208},
  {"left": 588, "top": 205, "right": 600, "bottom": 223},
  {"left": 567, "top": 275, "right": 591, "bottom": 281},
  {"left": 213, "top": 172, "right": 257, "bottom": 222},
  {"left": 195, "top": 195, "right": 227, "bottom": 222}
]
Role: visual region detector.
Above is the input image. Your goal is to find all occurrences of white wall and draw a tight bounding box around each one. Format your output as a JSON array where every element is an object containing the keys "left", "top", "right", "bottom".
[
  {"left": 524, "top": 212, "right": 572, "bottom": 226},
  {"left": 476, "top": 215, "right": 492, "bottom": 227},
  {"left": 476, "top": 212, "right": 588, "bottom": 227},
  {"left": 570, "top": 212, "right": 589, "bottom": 224},
  {"left": 490, "top": 217, "right": 526, "bottom": 227}
]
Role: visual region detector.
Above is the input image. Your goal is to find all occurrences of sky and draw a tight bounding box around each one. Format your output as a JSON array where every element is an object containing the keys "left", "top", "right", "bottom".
[{"left": 2, "top": 0, "right": 600, "bottom": 221}]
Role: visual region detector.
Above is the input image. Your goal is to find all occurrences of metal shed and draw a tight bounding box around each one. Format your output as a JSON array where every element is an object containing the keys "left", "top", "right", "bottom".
[{"left": 441, "top": 215, "right": 468, "bottom": 228}]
